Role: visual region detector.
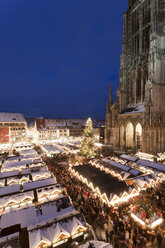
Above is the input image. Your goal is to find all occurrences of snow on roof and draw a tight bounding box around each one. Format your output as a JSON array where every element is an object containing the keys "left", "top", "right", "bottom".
[
  {"left": 0, "top": 191, "right": 34, "bottom": 209},
  {"left": 56, "top": 120, "right": 67, "bottom": 128},
  {"left": 38, "top": 198, "right": 74, "bottom": 223},
  {"left": 1, "top": 206, "right": 37, "bottom": 229},
  {"left": 121, "top": 154, "right": 138, "bottom": 162},
  {"left": 0, "top": 184, "right": 20, "bottom": 197},
  {"left": 1, "top": 164, "right": 27, "bottom": 173},
  {"left": 25, "top": 154, "right": 39, "bottom": 160},
  {"left": 19, "top": 149, "right": 38, "bottom": 156},
  {"left": 37, "top": 184, "right": 61, "bottom": 195},
  {"left": 36, "top": 118, "right": 104, "bottom": 130},
  {"left": 45, "top": 119, "right": 57, "bottom": 128},
  {"left": 28, "top": 211, "right": 86, "bottom": 243},
  {"left": 32, "top": 158, "right": 42, "bottom": 164},
  {"left": 0, "top": 179, "right": 5, "bottom": 187},
  {"left": 28, "top": 221, "right": 73, "bottom": 248},
  {"left": 136, "top": 152, "right": 154, "bottom": 161},
  {"left": 2, "top": 155, "right": 39, "bottom": 167},
  {"left": 41, "top": 145, "right": 64, "bottom": 154},
  {"left": 66, "top": 119, "right": 86, "bottom": 128},
  {"left": 31, "top": 170, "right": 51, "bottom": 181},
  {"left": 137, "top": 159, "right": 165, "bottom": 172},
  {"left": 7, "top": 175, "right": 30, "bottom": 186},
  {"left": 120, "top": 104, "right": 144, "bottom": 114},
  {"left": 48, "top": 222, "right": 70, "bottom": 243},
  {"left": 2, "top": 161, "right": 43, "bottom": 173},
  {"left": 0, "top": 170, "right": 19, "bottom": 179},
  {"left": 0, "top": 165, "right": 46, "bottom": 180},
  {"left": 2, "top": 159, "right": 33, "bottom": 169},
  {"left": 62, "top": 216, "right": 85, "bottom": 234},
  {"left": 4, "top": 155, "right": 25, "bottom": 162},
  {"left": 28, "top": 229, "right": 51, "bottom": 248},
  {"left": 102, "top": 158, "right": 130, "bottom": 172},
  {"left": 23, "top": 177, "right": 57, "bottom": 191},
  {"left": 0, "top": 112, "right": 26, "bottom": 123},
  {"left": 1, "top": 196, "right": 81, "bottom": 241},
  {"left": 22, "top": 165, "right": 48, "bottom": 175}
]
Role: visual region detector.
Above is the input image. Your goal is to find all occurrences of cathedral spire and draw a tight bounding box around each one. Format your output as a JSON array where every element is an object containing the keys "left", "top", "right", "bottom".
[{"left": 109, "top": 81, "right": 113, "bottom": 106}]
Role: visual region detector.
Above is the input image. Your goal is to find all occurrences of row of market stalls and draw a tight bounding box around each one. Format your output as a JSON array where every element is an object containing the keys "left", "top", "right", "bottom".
[
  {"left": 39, "top": 140, "right": 80, "bottom": 157},
  {"left": 40, "top": 144, "right": 64, "bottom": 156},
  {"left": 0, "top": 145, "right": 88, "bottom": 248},
  {"left": 69, "top": 166, "right": 139, "bottom": 207},
  {"left": 69, "top": 154, "right": 165, "bottom": 227},
  {"left": 136, "top": 151, "right": 165, "bottom": 162}
]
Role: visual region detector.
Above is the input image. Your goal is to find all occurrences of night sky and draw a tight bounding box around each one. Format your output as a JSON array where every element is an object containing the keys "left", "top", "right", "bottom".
[{"left": 0, "top": 0, "right": 128, "bottom": 119}]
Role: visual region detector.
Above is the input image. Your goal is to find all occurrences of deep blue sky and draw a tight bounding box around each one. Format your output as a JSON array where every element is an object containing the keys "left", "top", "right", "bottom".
[{"left": 0, "top": 0, "right": 128, "bottom": 119}]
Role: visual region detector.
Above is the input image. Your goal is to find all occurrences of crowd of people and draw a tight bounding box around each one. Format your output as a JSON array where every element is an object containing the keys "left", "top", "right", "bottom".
[
  {"left": 45, "top": 157, "right": 165, "bottom": 248},
  {"left": 131, "top": 186, "right": 165, "bottom": 224}
]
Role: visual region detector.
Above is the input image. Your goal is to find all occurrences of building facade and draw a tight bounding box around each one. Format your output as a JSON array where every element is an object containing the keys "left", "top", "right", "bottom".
[
  {"left": 35, "top": 118, "right": 104, "bottom": 142},
  {"left": 35, "top": 118, "right": 70, "bottom": 140},
  {"left": 0, "top": 113, "right": 27, "bottom": 144},
  {"left": 105, "top": 0, "right": 165, "bottom": 154}
]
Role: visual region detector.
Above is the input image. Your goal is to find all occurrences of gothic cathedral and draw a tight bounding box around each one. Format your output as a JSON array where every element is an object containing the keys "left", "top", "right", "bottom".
[{"left": 105, "top": 0, "right": 165, "bottom": 154}]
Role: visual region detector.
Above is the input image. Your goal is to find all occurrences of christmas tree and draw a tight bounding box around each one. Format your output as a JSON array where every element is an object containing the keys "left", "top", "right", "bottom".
[{"left": 80, "top": 118, "right": 96, "bottom": 158}]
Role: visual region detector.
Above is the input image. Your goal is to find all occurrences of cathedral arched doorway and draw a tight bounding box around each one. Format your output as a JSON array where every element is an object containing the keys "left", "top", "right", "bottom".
[
  {"left": 126, "top": 122, "right": 134, "bottom": 149},
  {"left": 135, "top": 123, "right": 142, "bottom": 150},
  {"left": 120, "top": 125, "right": 125, "bottom": 147}
]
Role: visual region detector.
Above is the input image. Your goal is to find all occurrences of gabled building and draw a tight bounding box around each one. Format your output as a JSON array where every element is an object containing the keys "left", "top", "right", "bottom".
[
  {"left": 35, "top": 118, "right": 104, "bottom": 142},
  {"left": 35, "top": 118, "right": 70, "bottom": 140}
]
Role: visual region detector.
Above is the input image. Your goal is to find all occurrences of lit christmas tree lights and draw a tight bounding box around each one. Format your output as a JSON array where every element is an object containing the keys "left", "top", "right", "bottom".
[{"left": 80, "top": 118, "right": 96, "bottom": 158}]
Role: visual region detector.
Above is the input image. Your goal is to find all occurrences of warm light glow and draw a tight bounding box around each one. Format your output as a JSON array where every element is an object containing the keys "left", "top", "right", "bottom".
[
  {"left": 70, "top": 167, "right": 139, "bottom": 206},
  {"left": 136, "top": 123, "right": 142, "bottom": 135},
  {"left": 53, "top": 231, "right": 70, "bottom": 243},
  {"left": 131, "top": 213, "right": 145, "bottom": 226},
  {"left": 52, "top": 239, "right": 68, "bottom": 247},
  {"left": 110, "top": 192, "right": 139, "bottom": 206},
  {"left": 72, "top": 231, "right": 84, "bottom": 239},
  {"left": 71, "top": 225, "right": 87, "bottom": 236},
  {"left": 151, "top": 218, "right": 163, "bottom": 228},
  {"left": 34, "top": 240, "right": 51, "bottom": 248}
]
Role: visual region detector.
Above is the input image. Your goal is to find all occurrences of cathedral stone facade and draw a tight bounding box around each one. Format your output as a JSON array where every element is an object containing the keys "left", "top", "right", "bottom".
[{"left": 105, "top": 0, "right": 165, "bottom": 154}]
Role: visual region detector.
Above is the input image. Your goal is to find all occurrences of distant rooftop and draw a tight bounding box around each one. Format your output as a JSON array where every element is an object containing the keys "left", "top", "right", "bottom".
[
  {"left": 36, "top": 118, "right": 104, "bottom": 130},
  {"left": 0, "top": 112, "right": 26, "bottom": 123}
]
